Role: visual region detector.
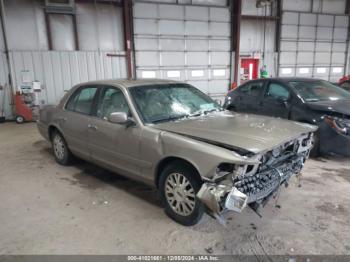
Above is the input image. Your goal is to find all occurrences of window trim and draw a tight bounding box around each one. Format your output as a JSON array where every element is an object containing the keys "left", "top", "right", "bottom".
[
  {"left": 65, "top": 85, "right": 99, "bottom": 116},
  {"left": 93, "top": 85, "right": 133, "bottom": 120}
]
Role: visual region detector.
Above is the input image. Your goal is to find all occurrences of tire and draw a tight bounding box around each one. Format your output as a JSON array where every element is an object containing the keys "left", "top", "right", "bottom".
[
  {"left": 51, "top": 130, "right": 73, "bottom": 165},
  {"left": 15, "top": 115, "right": 24, "bottom": 124},
  {"left": 310, "top": 130, "right": 320, "bottom": 157},
  {"left": 159, "top": 161, "right": 204, "bottom": 226}
]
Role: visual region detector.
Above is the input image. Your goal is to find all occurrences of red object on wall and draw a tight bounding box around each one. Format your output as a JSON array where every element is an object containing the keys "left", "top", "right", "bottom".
[
  {"left": 240, "top": 58, "right": 259, "bottom": 83},
  {"left": 14, "top": 91, "right": 33, "bottom": 122},
  {"left": 339, "top": 75, "right": 350, "bottom": 84}
]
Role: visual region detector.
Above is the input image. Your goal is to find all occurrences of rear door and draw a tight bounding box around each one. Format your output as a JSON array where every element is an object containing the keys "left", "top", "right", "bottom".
[
  {"left": 258, "top": 81, "right": 292, "bottom": 118},
  {"left": 235, "top": 80, "right": 265, "bottom": 113},
  {"left": 60, "top": 85, "right": 98, "bottom": 158}
]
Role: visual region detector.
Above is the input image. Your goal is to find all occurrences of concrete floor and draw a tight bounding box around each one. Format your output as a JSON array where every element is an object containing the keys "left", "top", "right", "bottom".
[{"left": 0, "top": 122, "right": 350, "bottom": 255}]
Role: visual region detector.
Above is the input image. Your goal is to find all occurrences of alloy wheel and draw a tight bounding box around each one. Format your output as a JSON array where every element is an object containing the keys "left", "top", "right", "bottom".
[
  {"left": 165, "top": 172, "right": 196, "bottom": 216},
  {"left": 53, "top": 135, "right": 65, "bottom": 160}
]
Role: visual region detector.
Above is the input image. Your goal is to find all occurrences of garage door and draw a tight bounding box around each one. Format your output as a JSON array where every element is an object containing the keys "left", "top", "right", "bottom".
[
  {"left": 133, "top": 2, "right": 231, "bottom": 101},
  {"left": 278, "top": 11, "right": 349, "bottom": 82}
]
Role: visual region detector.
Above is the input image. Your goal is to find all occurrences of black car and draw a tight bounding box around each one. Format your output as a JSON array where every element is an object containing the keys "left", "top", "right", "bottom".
[{"left": 224, "top": 77, "right": 350, "bottom": 156}]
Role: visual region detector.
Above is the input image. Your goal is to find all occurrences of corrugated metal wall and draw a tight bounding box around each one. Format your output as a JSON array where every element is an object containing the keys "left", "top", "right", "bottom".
[
  {"left": 8, "top": 51, "right": 126, "bottom": 104},
  {"left": 0, "top": 0, "right": 127, "bottom": 119}
]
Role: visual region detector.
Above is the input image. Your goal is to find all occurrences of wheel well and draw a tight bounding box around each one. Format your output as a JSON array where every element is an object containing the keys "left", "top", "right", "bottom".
[
  {"left": 48, "top": 125, "right": 59, "bottom": 141},
  {"left": 155, "top": 157, "right": 202, "bottom": 188}
]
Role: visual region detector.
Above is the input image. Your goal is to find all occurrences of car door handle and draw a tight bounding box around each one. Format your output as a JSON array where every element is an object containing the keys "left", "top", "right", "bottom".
[{"left": 88, "top": 124, "right": 98, "bottom": 131}]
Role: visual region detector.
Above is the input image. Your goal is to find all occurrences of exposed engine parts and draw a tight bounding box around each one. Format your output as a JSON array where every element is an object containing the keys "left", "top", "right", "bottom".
[{"left": 197, "top": 134, "right": 313, "bottom": 223}]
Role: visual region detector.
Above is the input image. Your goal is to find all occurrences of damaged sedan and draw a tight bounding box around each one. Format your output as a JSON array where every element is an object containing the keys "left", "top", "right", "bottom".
[{"left": 37, "top": 80, "right": 317, "bottom": 226}]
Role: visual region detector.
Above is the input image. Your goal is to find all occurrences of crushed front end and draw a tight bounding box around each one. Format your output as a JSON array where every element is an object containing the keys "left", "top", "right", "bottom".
[{"left": 197, "top": 133, "right": 314, "bottom": 221}]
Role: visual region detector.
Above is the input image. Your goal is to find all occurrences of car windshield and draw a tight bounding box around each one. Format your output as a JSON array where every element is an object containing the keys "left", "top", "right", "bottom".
[
  {"left": 129, "top": 84, "right": 222, "bottom": 124},
  {"left": 289, "top": 80, "right": 350, "bottom": 102}
]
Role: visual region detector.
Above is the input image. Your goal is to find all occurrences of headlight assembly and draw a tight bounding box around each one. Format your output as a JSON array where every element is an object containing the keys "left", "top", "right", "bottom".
[{"left": 324, "top": 116, "right": 348, "bottom": 135}]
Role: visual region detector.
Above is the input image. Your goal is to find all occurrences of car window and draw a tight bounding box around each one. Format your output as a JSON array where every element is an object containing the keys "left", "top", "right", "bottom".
[
  {"left": 239, "top": 81, "right": 264, "bottom": 96},
  {"left": 66, "top": 86, "right": 97, "bottom": 114},
  {"left": 97, "top": 87, "right": 130, "bottom": 120},
  {"left": 266, "top": 83, "right": 290, "bottom": 100},
  {"left": 130, "top": 84, "right": 221, "bottom": 124},
  {"left": 289, "top": 80, "right": 350, "bottom": 101}
]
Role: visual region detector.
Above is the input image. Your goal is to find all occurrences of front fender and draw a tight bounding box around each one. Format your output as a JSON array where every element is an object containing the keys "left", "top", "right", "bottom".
[{"left": 158, "top": 131, "right": 259, "bottom": 179}]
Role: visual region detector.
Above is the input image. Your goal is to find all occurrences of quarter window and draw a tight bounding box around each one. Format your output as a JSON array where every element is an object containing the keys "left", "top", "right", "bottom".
[
  {"left": 266, "top": 83, "right": 290, "bottom": 100},
  {"left": 97, "top": 87, "right": 130, "bottom": 120},
  {"left": 239, "top": 81, "right": 264, "bottom": 96},
  {"left": 66, "top": 86, "right": 97, "bottom": 115}
]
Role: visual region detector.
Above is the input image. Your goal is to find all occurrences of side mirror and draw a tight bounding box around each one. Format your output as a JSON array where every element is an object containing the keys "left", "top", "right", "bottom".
[{"left": 108, "top": 112, "right": 134, "bottom": 126}]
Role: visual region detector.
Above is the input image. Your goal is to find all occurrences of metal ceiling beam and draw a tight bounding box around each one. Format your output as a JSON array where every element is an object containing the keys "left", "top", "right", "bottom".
[
  {"left": 231, "top": 0, "right": 242, "bottom": 86},
  {"left": 0, "top": 0, "right": 15, "bottom": 104},
  {"left": 123, "top": 0, "right": 134, "bottom": 80}
]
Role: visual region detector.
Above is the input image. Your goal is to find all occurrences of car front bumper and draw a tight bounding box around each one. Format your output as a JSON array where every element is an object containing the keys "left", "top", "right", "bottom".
[{"left": 197, "top": 155, "right": 305, "bottom": 218}]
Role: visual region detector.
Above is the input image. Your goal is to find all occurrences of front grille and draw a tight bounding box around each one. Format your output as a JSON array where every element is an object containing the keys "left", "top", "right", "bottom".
[{"left": 233, "top": 156, "right": 304, "bottom": 203}]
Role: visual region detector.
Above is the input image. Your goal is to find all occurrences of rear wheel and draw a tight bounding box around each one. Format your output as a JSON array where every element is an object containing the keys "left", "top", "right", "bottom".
[
  {"left": 51, "top": 130, "right": 73, "bottom": 165},
  {"left": 159, "top": 161, "right": 204, "bottom": 226}
]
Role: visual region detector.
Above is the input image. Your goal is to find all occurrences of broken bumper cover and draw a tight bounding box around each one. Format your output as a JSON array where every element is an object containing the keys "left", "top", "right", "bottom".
[{"left": 197, "top": 155, "right": 305, "bottom": 216}]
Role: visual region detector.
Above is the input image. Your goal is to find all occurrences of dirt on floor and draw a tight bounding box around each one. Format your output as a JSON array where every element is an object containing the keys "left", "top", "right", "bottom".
[{"left": 0, "top": 122, "right": 350, "bottom": 255}]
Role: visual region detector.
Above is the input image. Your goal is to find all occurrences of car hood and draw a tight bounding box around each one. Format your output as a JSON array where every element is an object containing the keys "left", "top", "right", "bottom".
[
  {"left": 153, "top": 111, "right": 317, "bottom": 155},
  {"left": 306, "top": 99, "right": 350, "bottom": 116}
]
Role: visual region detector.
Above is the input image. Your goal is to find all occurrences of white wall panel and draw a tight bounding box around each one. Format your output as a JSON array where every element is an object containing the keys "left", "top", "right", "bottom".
[
  {"left": 209, "top": 22, "right": 230, "bottom": 36},
  {"left": 160, "top": 39, "right": 184, "bottom": 51},
  {"left": 159, "top": 4, "right": 184, "bottom": 19},
  {"left": 185, "top": 21, "right": 209, "bottom": 35},
  {"left": 210, "top": 7, "right": 229, "bottom": 21},
  {"left": 133, "top": 2, "right": 230, "bottom": 98},
  {"left": 159, "top": 20, "right": 185, "bottom": 35},
  {"left": 185, "top": 6, "right": 208, "bottom": 21},
  {"left": 299, "top": 13, "right": 317, "bottom": 26},
  {"left": 299, "top": 26, "right": 316, "bottom": 39},
  {"left": 315, "top": 53, "right": 331, "bottom": 64},
  {"left": 187, "top": 39, "right": 208, "bottom": 51},
  {"left": 283, "top": 0, "right": 312, "bottom": 12},
  {"left": 162, "top": 52, "right": 185, "bottom": 66},
  {"left": 279, "top": 8, "right": 349, "bottom": 80},
  {"left": 5, "top": 0, "right": 47, "bottom": 50},
  {"left": 50, "top": 14, "right": 75, "bottom": 51}
]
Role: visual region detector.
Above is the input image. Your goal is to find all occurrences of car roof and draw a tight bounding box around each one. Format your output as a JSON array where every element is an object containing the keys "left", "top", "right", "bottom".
[{"left": 76, "top": 79, "right": 181, "bottom": 89}]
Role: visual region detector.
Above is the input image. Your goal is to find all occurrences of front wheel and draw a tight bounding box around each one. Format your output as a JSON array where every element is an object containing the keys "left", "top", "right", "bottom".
[
  {"left": 159, "top": 161, "right": 204, "bottom": 226},
  {"left": 51, "top": 131, "right": 73, "bottom": 165}
]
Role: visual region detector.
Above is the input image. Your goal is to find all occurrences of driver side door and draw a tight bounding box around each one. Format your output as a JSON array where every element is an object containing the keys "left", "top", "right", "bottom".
[{"left": 88, "top": 86, "right": 142, "bottom": 177}]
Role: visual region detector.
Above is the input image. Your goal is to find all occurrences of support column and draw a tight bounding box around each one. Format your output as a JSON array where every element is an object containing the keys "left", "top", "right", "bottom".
[
  {"left": 231, "top": 0, "right": 242, "bottom": 87},
  {"left": 123, "top": 0, "right": 134, "bottom": 80}
]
